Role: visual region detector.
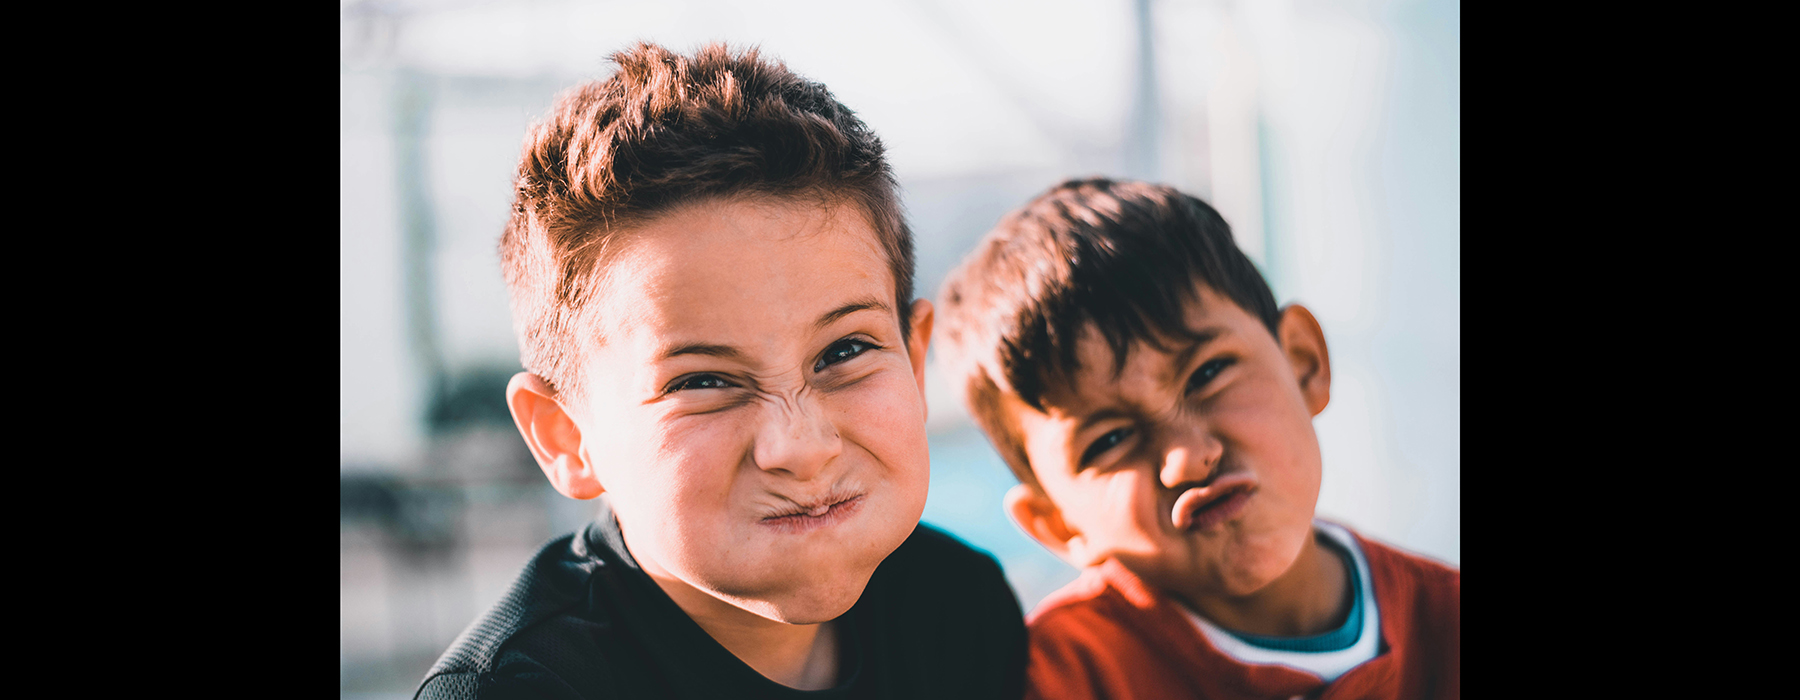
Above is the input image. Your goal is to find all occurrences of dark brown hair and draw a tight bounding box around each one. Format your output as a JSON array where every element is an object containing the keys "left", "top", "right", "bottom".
[
  {"left": 935, "top": 178, "right": 1280, "bottom": 488},
  {"left": 500, "top": 42, "right": 914, "bottom": 401}
]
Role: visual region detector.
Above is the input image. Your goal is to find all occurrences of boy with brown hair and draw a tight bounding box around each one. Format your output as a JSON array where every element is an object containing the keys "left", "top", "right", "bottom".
[
  {"left": 935, "top": 178, "right": 1459, "bottom": 699},
  {"left": 415, "top": 42, "right": 1026, "bottom": 699}
]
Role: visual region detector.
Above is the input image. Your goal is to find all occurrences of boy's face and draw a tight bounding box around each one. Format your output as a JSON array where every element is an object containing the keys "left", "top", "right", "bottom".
[
  {"left": 552, "top": 196, "right": 932, "bottom": 624},
  {"left": 1007, "top": 285, "right": 1329, "bottom": 601}
]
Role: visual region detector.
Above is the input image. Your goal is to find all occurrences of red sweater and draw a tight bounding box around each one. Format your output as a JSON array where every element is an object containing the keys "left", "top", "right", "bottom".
[{"left": 1024, "top": 529, "right": 1459, "bottom": 700}]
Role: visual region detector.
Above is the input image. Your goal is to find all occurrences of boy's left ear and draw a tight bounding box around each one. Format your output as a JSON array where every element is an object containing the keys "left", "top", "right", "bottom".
[
  {"left": 906, "top": 298, "right": 935, "bottom": 415},
  {"left": 1278, "top": 304, "right": 1331, "bottom": 416}
]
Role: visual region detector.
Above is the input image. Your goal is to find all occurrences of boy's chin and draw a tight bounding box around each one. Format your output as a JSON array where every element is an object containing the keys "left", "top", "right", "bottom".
[
  {"left": 1112, "top": 534, "right": 1301, "bottom": 600},
  {"left": 726, "top": 572, "right": 876, "bottom": 625},
  {"left": 708, "top": 494, "right": 926, "bottom": 625}
]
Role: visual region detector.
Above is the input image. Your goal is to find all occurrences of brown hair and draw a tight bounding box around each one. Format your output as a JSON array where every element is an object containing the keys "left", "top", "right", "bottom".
[
  {"left": 500, "top": 42, "right": 914, "bottom": 401},
  {"left": 935, "top": 178, "right": 1280, "bottom": 489}
]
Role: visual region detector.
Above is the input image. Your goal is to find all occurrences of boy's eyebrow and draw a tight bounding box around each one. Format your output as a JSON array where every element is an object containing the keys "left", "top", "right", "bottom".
[
  {"left": 1070, "top": 325, "right": 1230, "bottom": 428},
  {"left": 1166, "top": 327, "right": 1227, "bottom": 375},
  {"left": 814, "top": 297, "right": 891, "bottom": 331},
  {"left": 656, "top": 298, "right": 893, "bottom": 362},
  {"left": 660, "top": 342, "right": 749, "bottom": 362}
]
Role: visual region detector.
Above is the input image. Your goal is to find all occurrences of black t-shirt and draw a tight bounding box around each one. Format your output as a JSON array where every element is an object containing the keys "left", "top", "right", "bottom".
[{"left": 415, "top": 500, "right": 1027, "bottom": 699}]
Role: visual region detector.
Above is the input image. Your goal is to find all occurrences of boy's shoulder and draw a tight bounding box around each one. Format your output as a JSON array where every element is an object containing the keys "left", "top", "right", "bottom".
[
  {"left": 862, "top": 521, "right": 1028, "bottom": 626},
  {"left": 1336, "top": 523, "right": 1460, "bottom": 622},
  {"left": 413, "top": 523, "right": 614, "bottom": 700},
  {"left": 1024, "top": 557, "right": 1185, "bottom": 647},
  {"left": 1021, "top": 523, "right": 1460, "bottom": 700},
  {"left": 1338, "top": 524, "right": 1460, "bottom": 684},
  {"left": 851, "top": 522, "right": 1030, "bottom": 696},
  {"left": 1025, "top": 522, "right": 1460, "bottom": 629},
  {"left": 1025, "top": 523, "right": 1462, "bottom": 631},
  {"left": 1325, "top": 523, "right": 1461, "bottom": 699},
  {"left": 1022, "top": 559, "right": 1248, "bottom": 700},
  {"left": 414, "top": 516, "right": 1026, "bottom": 700}
]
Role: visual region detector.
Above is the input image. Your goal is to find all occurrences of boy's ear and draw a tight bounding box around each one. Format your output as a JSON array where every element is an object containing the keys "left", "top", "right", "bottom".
[
  {"left": 906, "top": 298, "right": 935, "bottom": 416},
  {"left": 505, "top": 372, "right": 605, "bottom": 500},
  {"left": 1277, "top": 305, "right": 1332, "bottom": 416},
  {"left": 1005, "top": 483, "right": 1090, "bottom": 567}
]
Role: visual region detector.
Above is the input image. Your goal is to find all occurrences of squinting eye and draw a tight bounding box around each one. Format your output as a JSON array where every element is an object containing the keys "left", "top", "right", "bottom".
[
  {"left": 1187, "top": 358, "right": 1235, "bottom": 392},
  {"left": 671, "top": 374, "right": 733, "bottom": 392},
  {"left": 1080, "top": 428, "right": 1132, "bottom": 466},
  {"left": 814, "top": 338, "right": 876, "bottom": 372}
]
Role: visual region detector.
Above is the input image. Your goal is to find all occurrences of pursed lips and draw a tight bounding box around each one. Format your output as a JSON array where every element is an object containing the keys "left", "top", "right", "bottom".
[
  {"left": 1170, "top": 472, "right": 1257, "bottom": 531},
  {"left": 758, "top": 491, "right": 867, "bottom": 533}
]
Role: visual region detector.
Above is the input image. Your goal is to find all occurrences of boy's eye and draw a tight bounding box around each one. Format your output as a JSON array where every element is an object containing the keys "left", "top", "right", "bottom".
[
  {"left": 670, "top": 374, "right": 734, "bottom": 392},
  {"left": 1080, "top": 428, "right": 1133, "bottom": 466},
  {"left": 1186, "top": 358, "right": 1235, "bottom": 392},
  {"left": 814, "top": 338, "right": 877, "bottom": 372}
]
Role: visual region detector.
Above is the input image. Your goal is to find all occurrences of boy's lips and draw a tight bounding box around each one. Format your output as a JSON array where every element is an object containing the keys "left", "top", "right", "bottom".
[
  {"left": 759, "top": 493, "right": 866, "bottom": 534},
  {"left": 1170, "top": 474, "right": 1257, "bottom": 531}
]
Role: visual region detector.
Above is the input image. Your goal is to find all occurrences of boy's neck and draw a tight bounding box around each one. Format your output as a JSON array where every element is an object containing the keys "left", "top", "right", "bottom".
[
  {"left": 1176, "top": 530, "right": 1352, "bottom": 638},
  {"left": 628, "top": 535, "right": 842, "bottom": 690}
]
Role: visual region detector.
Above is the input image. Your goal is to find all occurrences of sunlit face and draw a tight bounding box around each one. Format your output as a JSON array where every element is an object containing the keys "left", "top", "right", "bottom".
[
  {"left": 1013, "top": 285, "right": 1323, "bottom": 600},
  {"left": 570, "top": 196, "right": 931, "bottom": 624}
]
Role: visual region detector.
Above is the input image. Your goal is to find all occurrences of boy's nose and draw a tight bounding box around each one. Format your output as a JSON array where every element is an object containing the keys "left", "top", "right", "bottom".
[
  {"left": 1158, "top": 427, "right": 1223, "bottom": 489},
  {"left": 751, "top": 395, "right": 843, "bottom": 480}
]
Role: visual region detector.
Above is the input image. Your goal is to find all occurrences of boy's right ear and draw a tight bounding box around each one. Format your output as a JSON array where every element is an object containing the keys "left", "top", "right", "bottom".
[
  {"left": 1004, "top": 483, "right": 1086, "bottom": 567},
  {"left": 505, "top": 372, "right": 605, "bottom": 500},
  {"left": 906, "top": 298, "right": 935, "bottom": 418}
]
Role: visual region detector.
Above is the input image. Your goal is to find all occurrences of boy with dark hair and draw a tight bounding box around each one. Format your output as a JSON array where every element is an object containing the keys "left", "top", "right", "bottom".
[
  {"left": 935, "top": 178, "right": 1458, "bottom": 699},
  {"left": 415, "top": 42, "right": 1026, "bottom": 699}
]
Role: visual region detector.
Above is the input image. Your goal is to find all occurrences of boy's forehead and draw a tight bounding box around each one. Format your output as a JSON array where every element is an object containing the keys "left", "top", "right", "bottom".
[
  {"left": 578, "top": 195, "right": 897, "bottom": 351},
  {"left": 626, "top": 195, "right": 888, "bottom": 280}
]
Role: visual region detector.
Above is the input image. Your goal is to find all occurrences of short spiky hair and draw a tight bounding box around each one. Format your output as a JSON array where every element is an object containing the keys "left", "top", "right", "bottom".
[
  {"left": 935, "top": 178, "right": 1281, "bottom": 489},
  {"left": 500, "top": 42, "right": 914, "bottom": 401}
]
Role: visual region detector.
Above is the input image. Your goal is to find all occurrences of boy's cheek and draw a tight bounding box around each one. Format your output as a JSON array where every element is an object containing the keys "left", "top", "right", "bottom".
[
  {"left": 585, "top": 412, "right": 739, "bottom": 507},
  {"left": 1214, "top": 381, "right": 1312, "bottom": 445},
  {"left": 846, "top": 377, "right": 930, "bottom": 446},
  {"left": 886, "top": 358, "right": 933, "bottom": 415},
  {"left": 651, "top": 418, "right": 753, "bottom": 479}
]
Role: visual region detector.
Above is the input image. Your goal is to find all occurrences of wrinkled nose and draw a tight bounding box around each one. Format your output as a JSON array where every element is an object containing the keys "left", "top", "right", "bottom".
[
  {"left": 752, "top": 394, "right": 842, "bottom": 480},
  {"left": 1158, "top": 424, "right": 1223, "bottom": 489}
]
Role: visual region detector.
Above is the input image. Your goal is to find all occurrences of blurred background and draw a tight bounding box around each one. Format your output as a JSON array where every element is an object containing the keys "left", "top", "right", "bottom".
[{"left": 340, "top": 0, "right": 1459, "bottom": 696}]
